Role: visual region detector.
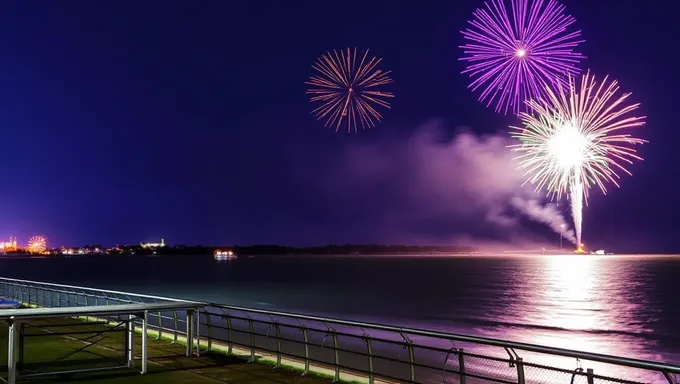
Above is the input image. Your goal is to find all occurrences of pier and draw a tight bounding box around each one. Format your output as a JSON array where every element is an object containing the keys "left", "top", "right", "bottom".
[{"left": 0, "top": 277, "right": 678, "bottom": 384}]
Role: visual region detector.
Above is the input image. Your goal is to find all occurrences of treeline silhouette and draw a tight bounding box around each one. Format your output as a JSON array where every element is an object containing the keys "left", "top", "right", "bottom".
[{"left": 131, "top": 244, "right": 477, "bottom": 256}]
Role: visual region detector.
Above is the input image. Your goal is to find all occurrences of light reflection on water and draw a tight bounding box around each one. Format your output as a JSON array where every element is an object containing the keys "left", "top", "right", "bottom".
[
  {"left": 469, "top": 255, "right": 672, "bottom": 382},
  {"left": 0, "top": 254, "right": 678, "bottom": 382}
]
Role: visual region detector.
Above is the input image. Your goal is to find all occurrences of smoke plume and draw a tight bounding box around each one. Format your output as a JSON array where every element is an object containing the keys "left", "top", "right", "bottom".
[
  {"left": 509, "top": 197, "right": 576, "bottom": 244},
  {"left": 324, "top": 120, "right": 576, "bottom": 247}
]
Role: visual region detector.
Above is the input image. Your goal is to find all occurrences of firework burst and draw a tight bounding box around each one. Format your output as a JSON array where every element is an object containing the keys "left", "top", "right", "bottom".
[
  {"left": 460, "top": 0, "right": 585, "bottom": 115},
  {"left": 306, "top": 48, "right": 394, "bottom": 133},
  {"left": 510, "top": 71, "right": 646, "bottom": 245}
]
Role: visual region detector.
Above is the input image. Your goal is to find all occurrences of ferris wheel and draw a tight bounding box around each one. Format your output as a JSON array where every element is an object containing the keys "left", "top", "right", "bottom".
[{"left": 28, "top": 236, "right": 47, "bottom": 254}]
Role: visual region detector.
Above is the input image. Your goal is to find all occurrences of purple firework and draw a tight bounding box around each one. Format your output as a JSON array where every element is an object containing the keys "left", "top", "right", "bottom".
[{"left": 460, "top": 0, "right": 585, "bottom": 115}]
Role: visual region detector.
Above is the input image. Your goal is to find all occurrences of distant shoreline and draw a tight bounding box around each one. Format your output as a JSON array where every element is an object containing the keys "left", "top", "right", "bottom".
[{"left": 2, "top": 252, "right": 678, "bottom": 258}]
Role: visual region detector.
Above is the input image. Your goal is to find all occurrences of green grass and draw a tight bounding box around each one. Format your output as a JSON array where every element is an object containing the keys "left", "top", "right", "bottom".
[
  {"left": 71, "top": 315, "right": 369, "bottom": 384},
  {"left": 0, "top": 317, "right": 334, "bottom": 383}
]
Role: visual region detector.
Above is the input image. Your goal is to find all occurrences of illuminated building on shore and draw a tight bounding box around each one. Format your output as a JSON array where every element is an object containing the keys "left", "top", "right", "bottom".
[
  {"left": 141, "top": 238, "right": 166, "bottom": 248},
  {"left": 0, "top": 237, "right": 17, "bottom": 251}
]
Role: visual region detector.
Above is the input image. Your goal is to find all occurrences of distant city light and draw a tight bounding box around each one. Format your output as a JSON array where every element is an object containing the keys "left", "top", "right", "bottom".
[
  {"left": 141, "top": 238, "right": 166, "bottom": 248},
  {"left": 28, "top": 236, "right": 47, "bottom": 254},
  {"left": 0, "top": 237, "right": 17, "bottom": 251}
]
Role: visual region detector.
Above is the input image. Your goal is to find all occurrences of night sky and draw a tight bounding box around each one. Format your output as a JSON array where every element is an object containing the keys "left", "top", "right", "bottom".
[{"left": 0, "top": 1, "right": 676, "bottom": 253}]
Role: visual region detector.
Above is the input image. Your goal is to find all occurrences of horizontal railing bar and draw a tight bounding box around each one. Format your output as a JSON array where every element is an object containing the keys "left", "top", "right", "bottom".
[
  {"left": 220, "top": 335, "right": 447, "bottom": 374},
  {"left": 0, "top": 277, "right": 200, "bottom": 304},
  {"left": 221, "top": 335, "right": 531, "bottom": 384},
  {"left": 23, "top": 329, "right": 127, "bottom": 337},
  {"left": 201, "top": 317, "right": 414, "bottom": 344},
  {"left": 0, "top": 302, "right": 202, "bottom": 320},
  {"left": 206, "top": 303, "right": 680, "bottom": 374},
  {"left": 201, "top": 318, "right": 473, "bottom": 359},
  {"left": 205, "top": 320, "right": 673, "bottom": 380},
  {"left": 24, "top": 321, "right": 110, "bottom": 328},
  {"left": 202, "top": 322, "right": 471, "bottom": 368},
  {"left": 215, "top": 338, "right": 421, "bottom": 384}
]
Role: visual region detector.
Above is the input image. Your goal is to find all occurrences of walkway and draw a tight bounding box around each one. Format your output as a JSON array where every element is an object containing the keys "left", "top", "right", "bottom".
[{"left": 0, "top": 318, "right": 332, "bottom": 384}]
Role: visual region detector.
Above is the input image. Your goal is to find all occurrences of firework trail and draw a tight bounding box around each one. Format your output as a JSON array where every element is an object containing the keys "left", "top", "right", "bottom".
[
  {"left": 510, "top": 71, "right": 646, "bottom": 245},
  {"left": 460, "top": 0, "right": 585, "bottom": 115},
  {"left": 306, "top": 48, "right": 394, "bottom": 133}
]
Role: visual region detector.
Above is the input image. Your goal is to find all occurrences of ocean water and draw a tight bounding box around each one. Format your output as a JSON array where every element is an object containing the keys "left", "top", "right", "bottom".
[{"left": 1, "top": 254, "right": 678, "bottom": 380}]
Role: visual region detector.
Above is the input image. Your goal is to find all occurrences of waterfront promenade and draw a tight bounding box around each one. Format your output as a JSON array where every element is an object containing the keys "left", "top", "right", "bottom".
[{"left": 0, "top": 277, "right": 678, "bottom": 384}]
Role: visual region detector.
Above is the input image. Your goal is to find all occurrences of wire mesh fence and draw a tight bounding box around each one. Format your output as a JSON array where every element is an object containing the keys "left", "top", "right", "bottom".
[{"left": 1, "top": 277, "right": 678, "bottom": 384}]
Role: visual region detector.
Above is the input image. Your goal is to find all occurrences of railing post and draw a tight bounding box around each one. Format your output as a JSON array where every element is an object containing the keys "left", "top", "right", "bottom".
[
  {"left": 196, "top": 308, "right": 201, "bottom": 357},
  {"left": 157, "top": 311, "right": 163, "bottom": 340},
  {"left": 586, "top": 368, "right": 594, "bottom": 384},
  {"left": 459, "top": 348, "right": 466, "bottom": 384},
  {"left": 141, "top": 311, "right": 148, "bottom": 374},
  {"left": 516, "top": 357, "right": 525, "bottom": 384},
  {"left": 172, "top": 311, "right": 179, "bottom": 343},
  {"left": 363, "top": 334, "right": 375, "bottom": 384},
  {"left": 332, "top": 329, "right": 340, "bottom": 383},
  {"left": 7, "top": 319, "right": 20, "bottom": 384},
  {"left": 226, "top": 314, "right": 233, "bottom": 354},
  {"left": 300, "top": 326, "right": 310, "bottom": 376},
  {"left": 127, "top": 314, "right": 135, "bottom": 368},
  {"left": 401, "top": 333, "right": 416, "bottom": 383},
  {"left": 273, "top": 322, "right": 282, "bottom": 368},
  {"left": 186, "top": 310, "right": 194, "bottom": 357},
  {"left": 247, "top": 317, "right": 256, "bottom": 362},
  {"left": 204, "top": 311, "right": 213, "bottom": 351}
]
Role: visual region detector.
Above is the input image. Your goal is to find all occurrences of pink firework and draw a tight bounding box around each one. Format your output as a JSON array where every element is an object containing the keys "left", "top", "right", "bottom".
[{"left": 460, "top": 0, "right": 585, "bottom": 115}]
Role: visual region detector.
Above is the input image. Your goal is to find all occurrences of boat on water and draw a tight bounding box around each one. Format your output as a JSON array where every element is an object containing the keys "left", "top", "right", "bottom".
[{"left": 214, "top": 249, "right": 237, "bottom": 261}]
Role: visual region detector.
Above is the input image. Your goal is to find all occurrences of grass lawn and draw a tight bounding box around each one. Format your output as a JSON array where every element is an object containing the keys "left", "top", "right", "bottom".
[{"left": 0, "top": 317, "right": 331, "bottom": 383}]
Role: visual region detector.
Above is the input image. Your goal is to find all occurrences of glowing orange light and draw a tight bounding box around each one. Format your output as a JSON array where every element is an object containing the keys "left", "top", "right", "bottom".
[
  {"left": 575, "top": 243, "right": 586, "bottom": 253},
  {"left": 28, "top": 236, "right": 47, "bottom": 254}
]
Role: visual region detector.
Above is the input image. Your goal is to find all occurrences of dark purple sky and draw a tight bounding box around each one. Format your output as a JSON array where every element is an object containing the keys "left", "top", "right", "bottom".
[{"left": 0, "top": 1, "right": 675, "bottom": 252}]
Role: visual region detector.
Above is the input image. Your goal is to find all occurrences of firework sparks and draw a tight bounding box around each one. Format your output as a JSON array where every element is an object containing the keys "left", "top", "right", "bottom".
[
  {"left": 510, "top": 72, "right": 646, "bottom": 245},
  {"left": 460, "top": 0, "right": 585, "bottom": 115},
  {"left": 305, "top": 48, "right": 394, "bottom": 133}
]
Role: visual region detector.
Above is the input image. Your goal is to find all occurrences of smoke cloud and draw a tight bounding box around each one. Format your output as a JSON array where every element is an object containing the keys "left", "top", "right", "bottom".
[
  {"left": 510, "top": 197, "right": 576, "bottom": 244},
  {"left": 324, "top": 120, "right": 576, "bottom": 247}
]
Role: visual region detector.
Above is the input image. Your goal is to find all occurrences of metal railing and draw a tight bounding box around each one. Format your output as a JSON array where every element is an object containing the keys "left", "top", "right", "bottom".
[
  {"left": 1, "top": 277, "right": 678, "bottom": 384},
  {"left": 0, "top": 277, "right": 203, "bottom": 350}
]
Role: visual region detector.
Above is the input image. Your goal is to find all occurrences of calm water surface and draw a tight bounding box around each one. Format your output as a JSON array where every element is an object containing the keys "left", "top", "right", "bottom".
[{"left": 1, "top": 254, "right": 678, "bottom": 380}]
